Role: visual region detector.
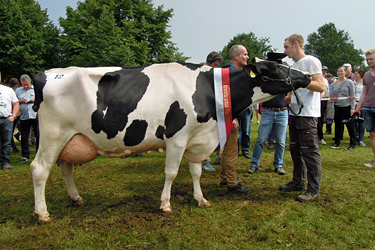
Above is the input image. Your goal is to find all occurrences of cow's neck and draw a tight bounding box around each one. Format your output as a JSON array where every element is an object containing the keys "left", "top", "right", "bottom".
[{"left": 228, "top": 69, "right": 256, "bottom": 119}]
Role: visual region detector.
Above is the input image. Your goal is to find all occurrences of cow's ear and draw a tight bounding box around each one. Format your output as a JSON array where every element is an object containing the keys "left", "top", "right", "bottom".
[{"left": 243, "top": 64, "right": 258, "bottom": 78}]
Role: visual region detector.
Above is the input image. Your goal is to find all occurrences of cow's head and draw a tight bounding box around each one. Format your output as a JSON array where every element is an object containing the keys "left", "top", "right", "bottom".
[{"left": 244, "top": 59, "right": 311, "bottom": 95}]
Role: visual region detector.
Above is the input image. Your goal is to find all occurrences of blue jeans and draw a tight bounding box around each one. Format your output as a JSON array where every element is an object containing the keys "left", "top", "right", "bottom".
[
  {"left": 251, "top": 109, "right": 288, "bottom": 169},
  {"left": 355, "top": 113, "right": 366, "bottom": 142},
  {"left": 0, "top": 118, "right": 14, "bottom": 166},
  {"left": 238, "top": 108, "right": 251, "bottom": 154},
  {"left": 363, "top": 107, "right": 375, "bottom": 133}
]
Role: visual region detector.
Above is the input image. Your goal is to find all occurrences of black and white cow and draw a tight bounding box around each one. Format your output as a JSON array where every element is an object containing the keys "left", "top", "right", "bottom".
[{"left": 31, "top": 61, "right": 310, "bottom": 224}]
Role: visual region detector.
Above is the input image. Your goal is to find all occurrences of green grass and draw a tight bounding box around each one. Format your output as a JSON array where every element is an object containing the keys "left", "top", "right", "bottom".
[{"left": 1, "top": 123, "right": 375, "bottom": 249}]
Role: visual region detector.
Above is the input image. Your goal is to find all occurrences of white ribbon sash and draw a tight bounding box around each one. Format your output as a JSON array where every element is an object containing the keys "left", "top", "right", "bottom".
[{"left": 214, "top": 68, "right": 232, "bottom": 151}]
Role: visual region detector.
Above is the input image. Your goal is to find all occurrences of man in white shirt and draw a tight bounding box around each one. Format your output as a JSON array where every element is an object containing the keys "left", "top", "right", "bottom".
[
  {"left": 279, "top": 34, "right": 325, "bottom": 202},
  {"left": 0, "top": 72, "right": 20, "bottom": 170}
]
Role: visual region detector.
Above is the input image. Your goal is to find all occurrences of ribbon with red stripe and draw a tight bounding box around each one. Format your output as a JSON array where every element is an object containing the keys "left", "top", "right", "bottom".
[{"left": 214, "top": 68, "right": 233, "bottom": 151}]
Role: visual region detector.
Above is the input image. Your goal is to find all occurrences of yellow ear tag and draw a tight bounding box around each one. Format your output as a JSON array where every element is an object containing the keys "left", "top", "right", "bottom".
[{"left": 250, "top": 70, "right": 256, "bottom": 78}]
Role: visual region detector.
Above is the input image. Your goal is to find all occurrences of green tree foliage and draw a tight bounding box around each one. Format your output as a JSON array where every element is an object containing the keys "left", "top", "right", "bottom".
[
  {"left": 305, "top": 23, "right": 365, "bottom": 74},
  {"left": 221, "top": 32, "right": 275, "bottom": 65},
  {"left": 59, "top": 0, "right": 188, "bottom": 67},
  {"left": 0, "top": 0, "right": 60, "bottom": 81}
]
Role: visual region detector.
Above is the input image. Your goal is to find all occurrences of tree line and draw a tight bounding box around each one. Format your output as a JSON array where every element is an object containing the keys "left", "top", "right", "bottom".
[{"left": 0, "top": 0, "right": 365, "bottom": 82}]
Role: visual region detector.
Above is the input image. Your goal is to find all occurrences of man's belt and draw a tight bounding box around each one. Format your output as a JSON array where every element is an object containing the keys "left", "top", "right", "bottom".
[{"left": 263, "top": 107, "right": 288, "bottom": 111}]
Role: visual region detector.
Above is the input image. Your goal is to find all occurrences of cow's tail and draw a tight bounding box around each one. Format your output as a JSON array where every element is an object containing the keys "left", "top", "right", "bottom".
[{"left": 32, "top": 72, "right": 47, "bottom": 112}]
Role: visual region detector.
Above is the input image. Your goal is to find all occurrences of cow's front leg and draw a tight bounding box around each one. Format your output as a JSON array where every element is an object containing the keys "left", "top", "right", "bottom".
[
  {"left": 160, "top": 146, "right": 184, "bottom": 213},
  {"left": 60, "top": 162, "right": 85, "bottom": 206},
  {"left": 189, "top": 161, "right": 211, "bottom": 208},
  {"left": 30, "top": 158, "right": 54, "bottom": 224}
]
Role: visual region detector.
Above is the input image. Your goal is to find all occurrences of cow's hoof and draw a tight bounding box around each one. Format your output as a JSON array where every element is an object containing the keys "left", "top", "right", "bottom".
[
  {"left": 198, "top": 199, "right": 212, "bottom": 208},
  {"left": 161, "top": 206, "right": 172, "bottom": 214},
  {"left": 38, "top": 216, "right": 53, "bottom": 224},
  {"left": 72, "top": 197, "right": 85, "bottom": 207},
  {"left": 34, "top": 211, "right": 53, "bottom": 224}
]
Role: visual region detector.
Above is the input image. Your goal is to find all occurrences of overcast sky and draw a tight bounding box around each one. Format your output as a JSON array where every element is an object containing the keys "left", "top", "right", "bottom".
[{"left": 37, "top": 0, "right": 374, "bottom": 64}]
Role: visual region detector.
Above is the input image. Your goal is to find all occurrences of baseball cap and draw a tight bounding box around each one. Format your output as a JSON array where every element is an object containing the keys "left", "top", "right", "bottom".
[{"left": 343, "top": 63, "right": 352, "bottom": 68}]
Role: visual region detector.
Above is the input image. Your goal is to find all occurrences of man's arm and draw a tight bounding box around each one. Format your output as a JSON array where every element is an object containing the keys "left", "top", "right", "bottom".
[
  {"left": 12, "top": 102, "right": 19, "bottom": 117},
  {"left": 306, "top": 74, "right": 325, "bottom": 92},
  {"left": 8, "top": 101, "right": 20, "bottom": 122}
]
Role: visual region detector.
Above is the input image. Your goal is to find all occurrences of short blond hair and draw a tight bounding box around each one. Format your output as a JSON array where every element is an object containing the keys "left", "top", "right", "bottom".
[
  {"left": 365, "top": 49, "right": 375, "bottom": 56},
  {"left": 285, "top": 33, "right": 304, "bottom": 48}
]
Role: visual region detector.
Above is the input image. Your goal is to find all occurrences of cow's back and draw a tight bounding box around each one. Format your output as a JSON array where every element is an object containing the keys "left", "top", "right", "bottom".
[{"left": 36, "top": 64, "right": 216, "bottom": 158}]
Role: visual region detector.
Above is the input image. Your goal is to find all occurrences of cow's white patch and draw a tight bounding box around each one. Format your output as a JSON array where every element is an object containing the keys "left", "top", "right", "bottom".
[{"left": 251, "top": 86, "right": 273, "bottom": 105}]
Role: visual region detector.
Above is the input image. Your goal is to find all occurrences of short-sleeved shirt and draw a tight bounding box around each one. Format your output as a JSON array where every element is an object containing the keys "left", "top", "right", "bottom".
[
  {"left": 0, "top": 85, "right": 18, "bottom": 117},
  {"left": 363, "top": 71, "right": 375, "bottom": 108},
  {"left": 15, "top": 86, "right": 37, "bottom": 120},
  {"left": 290, "top": 55, "right": 322, "bottom": 117}
]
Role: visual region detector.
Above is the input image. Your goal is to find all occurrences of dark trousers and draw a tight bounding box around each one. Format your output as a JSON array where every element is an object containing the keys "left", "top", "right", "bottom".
[
  {"left": 289, "top": 116, "right": 322, "bottom": 194},
  {"left": 317, "top": 100, "right": 328, "bottom": 140},
  {"left": 11, "top": 117, "right": 19, "bottom": 149},
  {"left": 334, "top": 105, "right": 356, "bottom": 147},
  {"left": 20, "top": 119, "right": 39, "bottom": 159}
]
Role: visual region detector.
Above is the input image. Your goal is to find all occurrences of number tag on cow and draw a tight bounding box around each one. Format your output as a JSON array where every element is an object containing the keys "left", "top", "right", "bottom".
[{"left": 46, "top": 73, "right": 69, "bottom": 80}]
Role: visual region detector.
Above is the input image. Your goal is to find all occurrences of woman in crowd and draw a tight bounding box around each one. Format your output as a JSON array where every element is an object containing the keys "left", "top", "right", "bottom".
[
  {"left": 330, "top": 66, "right": 356, "bottom": 150},
  {"left": 354, "top": 68, "right": 366, "bottom": 146}
]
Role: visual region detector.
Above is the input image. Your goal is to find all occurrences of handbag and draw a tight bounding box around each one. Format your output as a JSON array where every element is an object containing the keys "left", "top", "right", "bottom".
[{"left": 325, "top": 100, "right": 335, "bottom": 120}]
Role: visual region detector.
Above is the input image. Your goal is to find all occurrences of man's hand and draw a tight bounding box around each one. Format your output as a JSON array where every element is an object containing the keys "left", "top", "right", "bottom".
[
  {"left": 232, "top": 119, "right": 239, "bottom": 130},
  {"left": 284, "top": 95, "right": 292, "bottom": 105}
]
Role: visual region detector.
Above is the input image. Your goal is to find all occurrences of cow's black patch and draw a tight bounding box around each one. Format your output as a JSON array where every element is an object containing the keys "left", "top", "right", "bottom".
[
  {"left": 164, "top": 101, "right": 187, "bottom": 138},
  {"left": 182, "top": 63, "right": 203, "bottom": 71},
  {"left": 32, "top": 72, "right": 47, "bottom": 112},
  {"left": 124, "top": 119, "right": 148, "bottom": 146},
  {"left": 155, "top": 125, "right": 165, "bottom": 140},
  {"left": 192, "top": 70, "right": 217, "bottom": 123},
  {"left": 156, "top": 101, "right": 187, "bottom": 139},
  {"left": 92, "top": 67, "right": 149, "bottom": 139}
]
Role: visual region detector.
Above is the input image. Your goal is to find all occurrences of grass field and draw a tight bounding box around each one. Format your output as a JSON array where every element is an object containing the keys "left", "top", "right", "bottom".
[{"left": 1, "top": 124, "right": 375, "bottom": 249}]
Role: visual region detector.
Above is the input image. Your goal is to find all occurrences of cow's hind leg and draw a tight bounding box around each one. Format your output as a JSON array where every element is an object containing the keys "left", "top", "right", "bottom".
[
  {"left": 160, "top": 146, "right": 184, "bottom": 213},
  {"left": 30, "top": 157, "right": 54, "bottom": 224},
  {"left": 189, "top": 161, "right": 211, "bottom": 208},
  {"left": 60, "top": 162, "right": 85, "bottom": 206}
]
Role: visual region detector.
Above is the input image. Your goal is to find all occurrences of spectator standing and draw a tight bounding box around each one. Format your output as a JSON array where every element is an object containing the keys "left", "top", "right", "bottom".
[
  {"left": 248, "top": 94, "right": 288, "bottom": 175},
  {"left": 0, "top": 72, "right": 20, "bottom": 170},
  {"left": 280, "top": 34, "right": 325, "bottom": 202},
  {"left": 354, "top": 49, "right": 375, "bottom": 167},
  {"left": 15, "top": 74, "right": 39, "bottom": 162},
  {"left": 353, "top": 68, "right": 366, "bottom": 146},
  {"left": 219, "top": 45, "right": 252, "bottom": 193},
  {"left": 201, "top": 51, "right": 223, "bottom": 172},
  {"left": 318, "top": 69, "right": 330, "bottom": 145},
  {"left": 343, "top": 63, "right": 355, "bottom": 81},
  {"left": 322, "top": 66, "right": 328, "bottom": 76},
  {"left": 330, "top": 66, "right": 356, "bottom": 150},
  {"left": 325, "top": 73, "right": 336, "bottom": 134},
  {"left": 248, "top": 52, "right": 288, "bottom": 176},
  {"left": 8, "top": 78, "right": 21, "bottom": 153}
]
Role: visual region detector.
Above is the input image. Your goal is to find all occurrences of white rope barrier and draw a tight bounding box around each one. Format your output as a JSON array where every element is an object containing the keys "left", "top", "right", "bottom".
[{"left": 321, "top": 97, "right": 356, "bottom": 101}]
